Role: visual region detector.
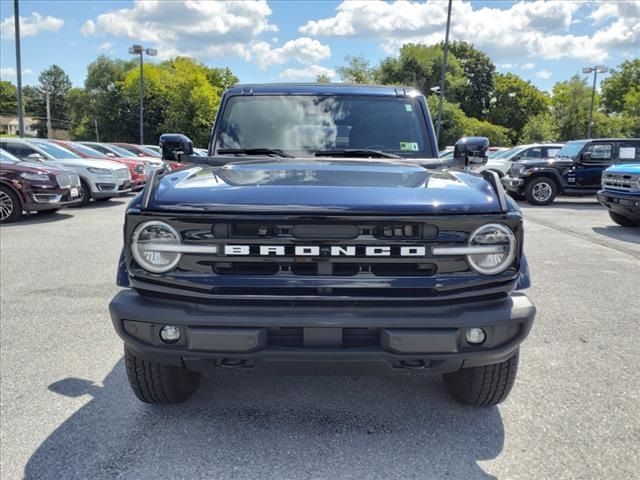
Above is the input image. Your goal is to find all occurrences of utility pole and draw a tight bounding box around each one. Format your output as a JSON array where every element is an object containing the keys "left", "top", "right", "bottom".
[
  {"left": 94, "top": 118, "right": 99, "bottom": 142},
  {"left": 435, "top": 0, "right": 452, "bottom": 147},
  {"left": 14, "top": 0, "right": 24, "bottom": 137},
  {"left": 582, "top": 65, "right": 608, "bottom": 138},
  {"left": 45, "top": 90, "right": 52, "bottom": 139}
]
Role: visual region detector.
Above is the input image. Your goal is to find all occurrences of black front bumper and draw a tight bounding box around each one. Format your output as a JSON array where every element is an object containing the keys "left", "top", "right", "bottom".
[
  {"left": 597, "top": 190, "right": 640, "bottom": 220},
  {"left": 501, "top": 176, "right": 525, "bottom": 195},
  {"left": 110, "top": 290, "right": 536, "bottom": 375}
]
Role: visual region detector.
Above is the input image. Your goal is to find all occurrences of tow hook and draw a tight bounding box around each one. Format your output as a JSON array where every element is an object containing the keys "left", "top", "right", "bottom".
[
  {"left": 217, "top": 358, "right": 250, "bottom": 369},
  {"left": 398, "top": 359, "right": 428, "bottom": 370}
]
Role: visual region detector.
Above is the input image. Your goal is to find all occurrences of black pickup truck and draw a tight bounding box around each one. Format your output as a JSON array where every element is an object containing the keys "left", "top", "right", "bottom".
[{"left": 109, "top": 84, "right": 536, "bottom": 407}]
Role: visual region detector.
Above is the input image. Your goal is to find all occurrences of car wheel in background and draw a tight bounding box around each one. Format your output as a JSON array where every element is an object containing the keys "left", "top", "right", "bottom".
[
  {"left": 73, "top": 179, "right": 92, "bottom": 207},
  {"left": 609, "top": 211, "right": 640, "bottom": 228},
  {"left": 525, "top": 177, "right": 558, "bottom": 206},
  {"left": 0, "top": 186, "right": 23, "bottom": 224},
  {"left": 36, "top": 208, "right": 60, "bottom": 215}
]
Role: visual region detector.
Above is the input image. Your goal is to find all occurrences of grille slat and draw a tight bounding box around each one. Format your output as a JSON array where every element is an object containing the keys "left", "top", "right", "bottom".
[{"left": 603, "top": 173, "right": 639, "bottom": 193}]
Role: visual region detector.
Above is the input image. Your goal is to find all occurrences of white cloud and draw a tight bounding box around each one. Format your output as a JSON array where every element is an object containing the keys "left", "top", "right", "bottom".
[
  {"left": 0, "top": 67, "right": 32, "bottom": 77},
  {"left": 251, "top": 37, "right": 331, "bottom": 70},
  {"left": 278, "top": 65, "right": 336, "bottom": 80},
  {"left": 299, "top": 1, "right": 637, "bottom": 64},
  {"left": 1, "top": 12, "right": 64, "bottom": 40},
  {"left": 535, "top": 69, "right": 552, "bottom": 79},
  {"left": 98, "top": 42, "right": 113, "bottom": 51},
  {"left": 521, "top": 63, "right": 535, "bottom": 70}
]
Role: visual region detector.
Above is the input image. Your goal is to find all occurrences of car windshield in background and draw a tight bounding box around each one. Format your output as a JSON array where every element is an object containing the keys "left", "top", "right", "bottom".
[
  {"left": 491, "top": 148, "right": 515, "bottom": 159},
  {"left": 69, "top": 143, "right": 109, "bottom": 159},
  {"left": 108, "top": 145, "right": 139, "bottom": 158},
  {"left": 556, "top": 141, "right": 587, "bottom": 159},
  {"left": 215, "top": 95, "right": 431, "bottom": 157},
  {"left": 30, "top": 141, "right": 81, "bottom": 159},
  {"left": 0, "top": 149, "right": 20, "bottom": 163}
]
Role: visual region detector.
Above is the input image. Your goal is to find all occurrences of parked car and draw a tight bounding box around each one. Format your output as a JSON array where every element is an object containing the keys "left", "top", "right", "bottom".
[
  {"left": 479, "top": 143, "right": 564, "bottom": 177},
  {"left": 502, "top": 139, "right": 640, "bottom": 205},
  {"left": 0, "top": 138, "right": 131, "bottom": 206},
  {"left": 79, "top": 142, "right": 163, "bottom": 175},
  {"left": 597, "top": 162, "right": 640, "bottom": 227},
  {"left": 52, "top": 140, "right": 147, "bottom": 191},
  {"left": 0, "top": 148, "right": 81, "bottom": 223},
  {"left": 112, "top": 142, "right": 161, "bottom": 158},
  {"left": 142, "top": 144, "right": 161, "bottom": 156}
]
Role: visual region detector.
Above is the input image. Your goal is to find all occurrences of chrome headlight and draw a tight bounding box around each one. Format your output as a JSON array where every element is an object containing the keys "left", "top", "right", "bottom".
[
  {"left": 466, "top": 224, "right": 516, "bottom": 275},
  {"left": 131, "top": 221, "right": 182, "bottom": 273},
  {"left": 87, "top": 167, "right": 112, "bottom": 175},
  {"left": 510, "top": 164, "right": 525, "bottom": 177},
  {"left": 20, "top": 172, "right": 51, "bottom": 182}
]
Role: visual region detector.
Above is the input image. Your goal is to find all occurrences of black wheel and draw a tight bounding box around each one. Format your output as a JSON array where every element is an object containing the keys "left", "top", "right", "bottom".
[
  {"left": 609, "top": 211, "right": 640, "bottom": 228},
  {"left": 124, "top": 347, "right": 201, "bottom": 404},
  {"left": 443, "top": 349, "right": 519, "bottom": 406},
  {"left": 95, "top": 197, "right": 113, "bottom": 203},
  {"left": 0, "top": 185, "right": 22, "bottom": 223},
  {"left": 37, "top": 208, "right": 60, "bottom": 215},
  {"left": 72, "top": 179, "right": 92, "bottom": 207},
  {"left": 525, "top": 176, "right": 558, "bottom": 206}
]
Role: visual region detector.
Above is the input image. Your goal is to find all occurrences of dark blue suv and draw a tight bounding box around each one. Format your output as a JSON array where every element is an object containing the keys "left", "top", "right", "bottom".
[
  {"left": 502, "top": 138, "right": 640, "bottom": 205},
  {"left": 109, "top": 84, "right": 536, "bottom": 407}
]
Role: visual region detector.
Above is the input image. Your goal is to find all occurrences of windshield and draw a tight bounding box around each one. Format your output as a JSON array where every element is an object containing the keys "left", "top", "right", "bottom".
[
  {"left": 108, "top": 144, "right": 138, "bottom": 158},
  {"left": 0, "top": 149, "right": 20, "bottom": 163},
  {"left": 556, "top": 141, "right": 587, "bottom": 159},
  {"left": 490, "top": 148, "right": 514, "bottom": 159},
  {"left": 69, "top": 142, "right": 109, "bottom": 159},
  {"left": 30, "top": 141, "right": 81, "bottom": 159},
  {"left": 215, "top": 95, "right": 431, "bottom": 157}
]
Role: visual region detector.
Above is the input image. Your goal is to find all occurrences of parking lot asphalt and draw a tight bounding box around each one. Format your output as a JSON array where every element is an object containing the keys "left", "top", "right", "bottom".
[{"left": 0, "top": 195, "right": 638, "bottom": 480}]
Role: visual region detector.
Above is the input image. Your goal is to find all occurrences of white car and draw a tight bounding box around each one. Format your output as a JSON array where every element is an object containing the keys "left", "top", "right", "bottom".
[
  {"left": 81, "top": 142, "right": 164, "bottom": 177},
  {"left": 477, "top": 143, "right": 564, "bottom": 177},
  {"left": 0, "top": 138, "right": 132, "bottom": 206}
]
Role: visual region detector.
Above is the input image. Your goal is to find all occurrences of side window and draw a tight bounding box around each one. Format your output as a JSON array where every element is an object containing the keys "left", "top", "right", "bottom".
[
  {"left": 617, "top": 141, "right": 640, "bottom": 163},
  {"left": 583, "top": 143, "right": 613, "bottom": 164},
  {"left": 520, "top": 147, "right": 542, "bottom": 158},
  {"left": 545, "top": 148, "right": 561, "bottom": 158}
]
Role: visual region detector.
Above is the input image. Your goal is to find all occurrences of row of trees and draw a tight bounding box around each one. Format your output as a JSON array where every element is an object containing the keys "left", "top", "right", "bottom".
[
  {"left": 0, "top": 42, "right": 638, "bottom": 148},
  {"left": 0, "top": 56, "right": 237, "bottom": 146},
  {"left": 323, "top": 43, "right": 639, "bottom": 148}
]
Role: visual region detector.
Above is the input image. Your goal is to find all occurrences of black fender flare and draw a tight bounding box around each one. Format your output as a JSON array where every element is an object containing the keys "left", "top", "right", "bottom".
[{"left": 521, "top": 167, "right": 565, "bottom": 189}]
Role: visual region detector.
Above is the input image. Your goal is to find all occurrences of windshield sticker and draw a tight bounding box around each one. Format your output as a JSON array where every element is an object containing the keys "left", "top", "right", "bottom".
[
  {"left": 400, "top": 142, "right": 419, "bottom": 151},
  {"left": 404, "top": 104, "right": 413, "bottom": 112}
]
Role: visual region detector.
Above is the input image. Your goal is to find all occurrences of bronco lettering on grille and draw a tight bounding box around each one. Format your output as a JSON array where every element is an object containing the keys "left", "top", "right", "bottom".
[{"left": 223, "top": 245, "right": 427, "bottom": 257}]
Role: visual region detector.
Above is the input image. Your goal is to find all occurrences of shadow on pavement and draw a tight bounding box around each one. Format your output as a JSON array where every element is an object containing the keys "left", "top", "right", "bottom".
[
  {"left": 519, "top": 199, "right": 602, "bottom": 211},
  {"left": 26, "top": 360, "right": 505, "bottom": 480},
  {"left": 0, "top": 212, "right": 73, "bottom": 227},
  {"left": 70, "top": 198, "right": 129, "bottom": 210},
  {"left": 592, "top": 226, "right": 640, "bottom": 244}
]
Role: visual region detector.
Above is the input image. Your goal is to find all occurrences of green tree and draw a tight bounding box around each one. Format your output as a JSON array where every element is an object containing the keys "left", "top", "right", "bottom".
[
  {"left": 24, "top": 65, "right": 73, "bottom": 137},
  {"left": 337, "top": 55, "right": 374, "bottom": 84},
  {"left": 448, "top": 41, "right": 495, "bottom": 119},
  {"left": 463, "top": 117, "right": 511, "bottom": 146},
  {"left": 315, "top": 74, "right": 331, "bottom": 83},
  {"left": 486, "top": 73, "right": 548, "bottom": 143},
  {"left": 203, "top": 66, "right": 238, "bottom": 92},
  {"left": 65, "top": 87, "right": 94, "bottom": 140},
  {"left": 520, "top": 112, "right": 558, "bottom": 143},
  {"left": 426, "top": 95, "right": 467, "bottom": 149},
  {"left": 0, "top": 80, "right": 17, "bottom": 115},
  {"left": 551, "top": 74, "right": 593, "bottom": 140},
  {"left": 601, "top": 59, "right": 640, "bottom": 115}
]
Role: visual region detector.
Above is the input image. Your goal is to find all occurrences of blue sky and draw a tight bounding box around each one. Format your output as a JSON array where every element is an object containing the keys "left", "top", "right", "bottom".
[{"left": 1, "top": 1, "right": 639, "bottom": 92}]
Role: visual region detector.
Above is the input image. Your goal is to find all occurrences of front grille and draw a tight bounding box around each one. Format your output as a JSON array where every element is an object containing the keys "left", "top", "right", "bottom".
[
  {"left": 116, "top": 168, "right": 131, "bottom": 180},
  {"left": 56, "top": 173, "right": 80, "bottom": 188},
  {"left": 603, "top": 172, "right": 639, "bottom": 193},
  {"left": 267, "top": 328, "right": 380, "bottom": 348}
]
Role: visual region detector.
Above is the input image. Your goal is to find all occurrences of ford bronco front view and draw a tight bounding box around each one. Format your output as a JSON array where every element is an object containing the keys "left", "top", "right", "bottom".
[{"left": 109, "top": 84, "right": 536, "bottom": 406}]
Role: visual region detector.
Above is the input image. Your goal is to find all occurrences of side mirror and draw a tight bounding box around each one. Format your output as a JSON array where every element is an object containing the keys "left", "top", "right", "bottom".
[
  {"left": 580, "top": 152, "right": 592, "bottom": 163},
  {"left": 452, "top": 136, "right": 489, "bottom": 169},
  {"left": 106, "top": 152, "right": 116, "bottom": 157},
  {"left": 27, "top": 153, "right": 44, "bottom": 161},
  {"left": 511, "top": 156, "right": 520, "bottom": 161},
  {"left": 160, "top": 133, "right": 193, "bottom": 162}
]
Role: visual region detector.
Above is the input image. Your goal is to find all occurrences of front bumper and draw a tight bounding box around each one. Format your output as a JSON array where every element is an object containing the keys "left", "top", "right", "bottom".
[
  {"left": 23, "top": 186, "right": 82, "bottom": 210},
  {"left": 597, "top": 190, "right": 640, "bottom": 220},
  {"left": 501, "top": 176, "right": 525, "bottom": 194},
  {"left": 109, "top": 290, "right": 536, "bottom": 375}
]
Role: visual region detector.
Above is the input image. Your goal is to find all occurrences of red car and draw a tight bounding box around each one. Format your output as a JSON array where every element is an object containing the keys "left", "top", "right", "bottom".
[
  {"left": 111, "top": 142, "right": 182, "bottom": 170},
  {"left": 1, "top": 148, "right": 81, "bottom": 223},
  {"left": 51, "top": 140, "right": 148, "bottom": 191}
]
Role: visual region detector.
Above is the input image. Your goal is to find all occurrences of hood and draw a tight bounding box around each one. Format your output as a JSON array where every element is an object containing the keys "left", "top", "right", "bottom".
[
  {"left": 48, "top": 158, "right": 127, "bottom": 171},
  {"left": 606, "top": 163, "right": 640, "bottom": 174},
  {"left": 2, "top": 161, "right": 72, "bottom": 175},
  {"left": 144, "top": 159, "right": 503, "bottom": 214},
  {"left": 514, "top": 157, "right": 574, "bottom": 168}
]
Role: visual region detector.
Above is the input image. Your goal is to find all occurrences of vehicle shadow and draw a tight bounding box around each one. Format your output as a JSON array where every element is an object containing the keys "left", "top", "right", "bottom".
[
  {"left": 518, "top": 199, "right": 602, "bottom": 211},
  {"left": 25, "top": 360, "right": 505, "bottom": 480},
  {"left": 71, "top": 198, "right": 129, "bottom": 210},
  {"left": 0, "top": 212, "right": 73, "bottom": 227},
  {"left": 592, "top": 226, "right": 640, "bottom": 244}
]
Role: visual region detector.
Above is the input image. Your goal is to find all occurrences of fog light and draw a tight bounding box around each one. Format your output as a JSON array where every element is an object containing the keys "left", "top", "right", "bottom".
[
  {"left": 465, "top": 328, "right": 486, "bottom": 345},
  {"left": 160, "top": 325, "right": 181, "bottom": 344}
]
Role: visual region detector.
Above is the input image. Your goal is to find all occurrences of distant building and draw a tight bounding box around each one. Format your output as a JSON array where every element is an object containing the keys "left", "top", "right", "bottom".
[{"left": 0, "top": 115, "right": 38, "bottom": 137}]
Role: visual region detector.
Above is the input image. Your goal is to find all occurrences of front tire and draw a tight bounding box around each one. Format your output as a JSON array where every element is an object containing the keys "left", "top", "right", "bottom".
[
  {"left": 609, "top": 211, "right": 640, "bottom": 228},
  {"left": 0, "top": 186, "right": 22, "bottom": 224},
  {"left": 443, "top": 349, "right": 519, "bottom": 406},
  {"left": 124, "top": 347, "right": 201, "bottom": 404},
  {"left": 525, "top": 177, "right": 558, "bottom": 206},
  {"left": 72, "top": 179, "right": 92, "bottom": 207}
]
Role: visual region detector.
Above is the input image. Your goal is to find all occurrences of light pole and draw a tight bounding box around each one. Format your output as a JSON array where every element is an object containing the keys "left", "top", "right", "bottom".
[
  {"left": 129, "top": 45, "right": 157, "bottom": 145},
  {"left": 14, "top": 0, "right": 24, "bottom": 137},
  {"left": 582, "top": 65, "right": 608, "bottom": 138},
  {"left": 435, "top": 0, "right": 453, "bottom": 147}
]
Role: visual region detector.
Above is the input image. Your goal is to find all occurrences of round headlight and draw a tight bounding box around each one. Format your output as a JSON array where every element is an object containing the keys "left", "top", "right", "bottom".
[
  {"left": 131, "top": 221, "right": 181, "bottom": 273},
  {"left": 467, "top": 223, "right": 516, "bottom": 275}
]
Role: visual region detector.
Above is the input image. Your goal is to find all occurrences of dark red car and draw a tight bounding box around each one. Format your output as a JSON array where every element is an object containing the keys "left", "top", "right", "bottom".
[
  {"left": 111, "top": 142, "right": 182, "bottom": 170},
  {"left": 0, "top": 148, "right": 81, "bottom": 223},
  {"left": 51, "top": 140, "right": 148, "bottom": 191}
]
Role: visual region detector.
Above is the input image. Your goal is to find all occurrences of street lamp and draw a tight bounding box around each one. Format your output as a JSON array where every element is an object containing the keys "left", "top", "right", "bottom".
[
  {"left": 129, "top": 45, "right": 157, "bottom": 145},
  {"left": 435, "top": 0, "right": 453, "bottom": 146},
  {"left": 582, "top": 65, "right": 608, "bottom": 138}
]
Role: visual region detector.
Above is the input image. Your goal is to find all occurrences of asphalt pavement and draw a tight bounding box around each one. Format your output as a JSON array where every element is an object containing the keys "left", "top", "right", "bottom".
[{"left": 0, "top": 195, "right": 638, "bottom": 480}]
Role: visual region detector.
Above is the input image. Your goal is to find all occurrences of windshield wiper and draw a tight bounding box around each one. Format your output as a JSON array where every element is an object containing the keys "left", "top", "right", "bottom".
[
  {"left": 314, "top": 149, "right": 403, "bottom": 159},
  {"left": 217, "top": 148, "right": 293, "bottom": 158}
]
